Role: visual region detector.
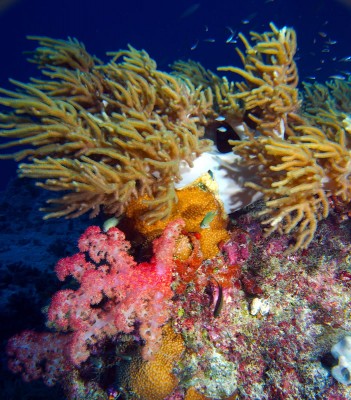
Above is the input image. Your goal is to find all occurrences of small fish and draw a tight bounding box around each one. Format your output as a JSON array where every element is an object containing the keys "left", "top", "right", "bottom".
[
  {"left": 241, "top": 12, "right": 256, "bottom": 25},
  {"left": 103, "top": 217, "right": 120, "bottom": 232},
  {"left": 208, "top": 170, "right": 214, "bottom": 180},
  {"left": 329, "top": 74, "right": 345, "bottom": 80},
  {"left": 305, "top": 76, "right": 316, "bottom": 80},
  {"left": 204, "top": 25, "right": 209, "bottom": 32},
  {"left": 203, "top": 38, "right": 216, "bottom": 43},
  {"left": 339, "top": 56, "right": 351, "bottom": 62},
  {"left": 180, "top": 3, "right": 200, "bottom": 19},
  {"left": 318, "top": 31, "right": 327, "bottom": 38},
  {"left": 215, "top": 115, "right": 226, "bottom": 122},
  {"left": 190, "top": 40, "right": 199, "bottom": 50},
  {"left": 326, "top": 39, "right": 337, "bottom": 45},
  {"left": 213, "top": 278, "right": 223, "bottom": 318},
  {"left": 322, "top": 48, "right": 330, "bottom": 53},
  {"left": 200, "top": 211, "right": 218, "bottom": 229},
  {"left": 225, "top": 26, "right": 236, "bottom": 43},
  {"left": 217, "top": 126, "right": 227, "bottom": 133}
]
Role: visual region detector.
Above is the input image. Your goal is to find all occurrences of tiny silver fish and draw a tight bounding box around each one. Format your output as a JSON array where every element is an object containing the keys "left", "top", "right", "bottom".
[
  {"left": 217, "top": 126, "right": 227, "bottom": 133},
  {"left": 226, "top": 26, "right": 236, "bottom": 43},
  {"left": 191, "top": 40, "right": 199, "bottom": 50},
  {"left": 203, "top": 38, "right": 216, "bottom": 43},
  {"left": 329, "top": 75, "right": 345, "bottom": 80},
  {"left": 215, "top": 116, "right": 226, "bottom": 122}
]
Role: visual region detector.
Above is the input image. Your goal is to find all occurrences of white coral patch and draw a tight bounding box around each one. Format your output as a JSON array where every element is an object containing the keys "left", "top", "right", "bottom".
[
  {"left": 250, "top": 297, "right": 270, "bottom": 316},
  {"left": 176, "top": 147, "right": 262, "bottom": 213}
]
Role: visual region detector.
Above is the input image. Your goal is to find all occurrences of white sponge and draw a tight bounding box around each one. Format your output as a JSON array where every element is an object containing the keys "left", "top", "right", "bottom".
[{"left": 331, "top": 336, "right": 351, "bottom": 385}]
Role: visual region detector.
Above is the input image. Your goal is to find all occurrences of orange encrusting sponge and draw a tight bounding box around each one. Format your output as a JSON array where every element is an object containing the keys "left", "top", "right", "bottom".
[{"left": 125, "top": 173, "right": 230, "bottom": 259}]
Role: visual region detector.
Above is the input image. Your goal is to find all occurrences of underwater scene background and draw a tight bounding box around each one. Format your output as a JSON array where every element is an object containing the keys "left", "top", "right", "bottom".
[{"left": 1, "top": 0, "right": 351, "bottom": 399}]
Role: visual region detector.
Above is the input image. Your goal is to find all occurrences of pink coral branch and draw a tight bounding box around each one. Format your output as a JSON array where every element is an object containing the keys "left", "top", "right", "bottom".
[
  {"left": 47, "top": 219, "right": 184, "bottom": 365},
  {"left": 7, "top": 331, "right": 73, "bottom": 386}
]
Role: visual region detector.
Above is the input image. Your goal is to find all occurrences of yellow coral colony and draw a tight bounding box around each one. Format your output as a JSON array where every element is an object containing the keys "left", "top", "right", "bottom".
[
  {"left": 126, "top": 324, "right": 185, "bottom": 400},
  {"left": 219, "top": 23, "right": 351, "bottom": 251},
  {"left": 0, "top": 37, "right": 213, "bottom": 222}
]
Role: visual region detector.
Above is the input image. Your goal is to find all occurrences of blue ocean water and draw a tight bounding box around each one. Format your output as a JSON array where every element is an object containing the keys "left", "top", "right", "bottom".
[{"left": 0, "top": 0, "right": 350, "bottom": 190}]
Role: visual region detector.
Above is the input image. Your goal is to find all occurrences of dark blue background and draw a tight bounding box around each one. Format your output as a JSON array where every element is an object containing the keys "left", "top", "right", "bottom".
[{"left": 0, "top": 0, "right": 350, "bottom": 190}]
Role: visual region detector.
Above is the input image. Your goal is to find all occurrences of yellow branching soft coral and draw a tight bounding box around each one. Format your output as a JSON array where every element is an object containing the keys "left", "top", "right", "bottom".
[
  {"left": 1, "top": 26, "right": 351, "bottom": 253},
  {"left": 231, "top": 114, "right": 351, "bottom": 251},
  {"left": 219, "top": 22, "right": 300, "bottom": 138},
  {"left": 170, "top": 59, "right": 242, "bottom": 133},
  {"left": 234, "top": 131, "right": 329, "bottom": 251},
  {"left": 302, "top": 78, "right": 351, "bottom": 140},
  {"left": 0, "top": 37, "right": 214, "bottom": 222},
  {"left": 221, "top": 24, "right": 351, "bottom": 251},
  {"left": 126, "top": 324, "right": 185, "bottom": 400}
]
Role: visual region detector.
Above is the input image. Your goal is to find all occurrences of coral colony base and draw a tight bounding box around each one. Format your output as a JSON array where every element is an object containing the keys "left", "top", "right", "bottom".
[{"left": 1, "top": 22, "right": 351, "bottom": 399}]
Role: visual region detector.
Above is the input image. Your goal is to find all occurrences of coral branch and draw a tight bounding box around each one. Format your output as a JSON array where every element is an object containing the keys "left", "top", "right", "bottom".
[{"left": 47, "top": 219, "right": 184, "bottom": 365}]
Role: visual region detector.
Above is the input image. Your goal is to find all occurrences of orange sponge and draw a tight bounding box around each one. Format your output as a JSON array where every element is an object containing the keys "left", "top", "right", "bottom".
[{"left": 125, "top": 173, "right": 229, "bottom": 259}]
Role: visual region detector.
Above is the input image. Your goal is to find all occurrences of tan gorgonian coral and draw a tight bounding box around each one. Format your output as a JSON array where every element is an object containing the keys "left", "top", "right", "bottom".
[
  {"left": 233, "top": 131, "right": 327, "bottom": 251},
  {"left": 233, "top": 124, "right": 351, "bottom": 251},
  {"left": 0, "top": 37, "right": 214, "bottom": 221},
  {"left": 1, "top": 26, "right": 351, "bottom": 252},
  {"left": 302, "top": 77, "right": 351, "bottom": 140},
  {"left": 171, "top": 59, "right": 242, "bottom": 131},
  {"left": 223, "top": 24, "right": 351, "bottom": 251},
  {"left": 219, "top": 22, "right": 300, "bottom": 138}
]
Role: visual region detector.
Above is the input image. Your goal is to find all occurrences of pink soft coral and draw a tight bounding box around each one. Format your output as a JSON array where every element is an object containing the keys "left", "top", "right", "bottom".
[
  {"left": 7, "top": 219, "right": 185, "bottom": 384},
  {"left": 7, "top": 331, "right": 73, "bottom": 386},
  {"left": 48, "top": 219, "right": 185, "bottom": 364}
]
